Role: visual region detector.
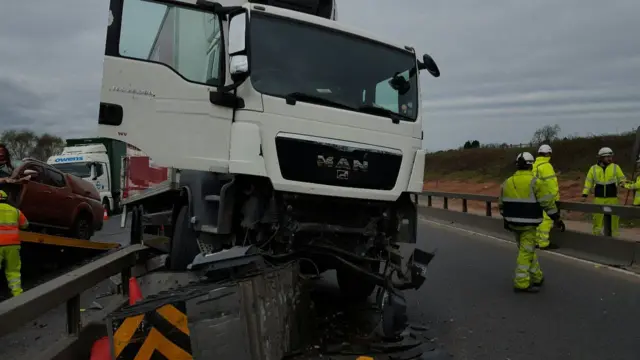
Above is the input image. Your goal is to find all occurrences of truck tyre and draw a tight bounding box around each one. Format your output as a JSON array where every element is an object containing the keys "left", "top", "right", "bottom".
[
  {"left": 169, "top": 206, "right": 200, "bottom": 271},
  {"left": 71, "top": 213, "right": 92, "bottom": 240},
  {"left": 337, "top": 261, "right": 380, "bottom": 302}
]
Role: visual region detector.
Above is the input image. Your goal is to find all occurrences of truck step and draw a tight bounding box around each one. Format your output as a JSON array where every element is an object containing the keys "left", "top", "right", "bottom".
[
  {"left": 200, "top": 225, "right": 219, "bottom": 234},
  {"left": 204, "top": 194, "right": 220, "bottom": 202}
]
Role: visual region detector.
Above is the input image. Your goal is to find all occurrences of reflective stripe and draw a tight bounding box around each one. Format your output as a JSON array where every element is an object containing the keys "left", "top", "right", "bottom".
[
  {"left": 0, "top": 222, "right": 18, "bottom": 226},
  {"left": 546, "top": 209, "right": 558, "bottom": 215},
  {"left": 0, "top": 229, "right": 19, "bottom": 235},
  {"left": 505, "top": 217, "right": 543, "bottom": 223},
  {"left": 515, "top": 273, "right": 528, "bottom": 278},
  {"left": 517, "top": 264, "right": 530, "bottom": 271},
  {"left": 502, "top": 197, "right": 537, "bottom": 203}
]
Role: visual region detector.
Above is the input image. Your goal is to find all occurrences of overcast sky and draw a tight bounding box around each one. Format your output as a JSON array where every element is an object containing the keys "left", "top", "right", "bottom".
[{"left": 1, "top": 0, "right": 639, "bottom": 151}]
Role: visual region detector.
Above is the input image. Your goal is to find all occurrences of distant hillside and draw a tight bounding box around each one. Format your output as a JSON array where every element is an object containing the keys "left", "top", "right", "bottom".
[{"left": 424, "top": 132, "right": 637, "bottom": 182}]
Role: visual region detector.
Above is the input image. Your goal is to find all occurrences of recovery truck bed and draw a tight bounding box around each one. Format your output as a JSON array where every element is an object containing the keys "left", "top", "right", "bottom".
[
  {"left": 0, "top": 239, "right": 451, "bottom": 360},
  {"left": 0, "top": 231, "right": 121, "bottom": 299}
]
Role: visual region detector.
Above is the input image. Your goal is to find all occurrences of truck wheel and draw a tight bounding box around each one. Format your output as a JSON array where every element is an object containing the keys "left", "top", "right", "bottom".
[
  {"left": 169, "top": 206, "right": 200, "bottom": 271},
  {"left": 337, "top": 261, "right": 380, "bottom": 302},
  {"left": 71, "top": 214, "right": 92, "bottom": 240}
]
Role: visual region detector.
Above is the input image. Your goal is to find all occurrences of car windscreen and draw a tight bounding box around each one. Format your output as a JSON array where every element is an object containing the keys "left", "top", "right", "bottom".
[
  {"left": 249, "top": 12, "right": 419, "bottom": 121},
  {"left": 52, "top": 162, "right": 92, "bottom": 178}
]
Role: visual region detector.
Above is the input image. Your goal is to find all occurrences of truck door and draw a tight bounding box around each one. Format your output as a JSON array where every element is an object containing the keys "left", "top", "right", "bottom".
[{"left": 99, "top": 0, "right": 234, "bottom": 173}]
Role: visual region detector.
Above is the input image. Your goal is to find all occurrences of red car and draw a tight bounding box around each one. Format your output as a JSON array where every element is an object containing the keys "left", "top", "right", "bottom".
[{"left": 1, "top": 158, "right": 104, "bottom": 240}]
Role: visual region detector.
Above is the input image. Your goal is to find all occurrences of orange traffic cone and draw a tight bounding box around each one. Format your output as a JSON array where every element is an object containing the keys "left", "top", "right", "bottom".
[
  {"left": 103, "top": 209, "right": 109, "bottom": 221},
  {"left": 89, "top": 336, "right": 110, "bottom": 360},
  {"left": 129, "top": 276, "right": 143, "bottom": 305}
]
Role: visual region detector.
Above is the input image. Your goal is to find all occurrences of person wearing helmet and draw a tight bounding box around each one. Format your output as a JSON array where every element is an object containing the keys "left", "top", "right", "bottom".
[
  {"left": 0, "top": 190, "right": 28, "bottom": 297},
  {"left": 582, "top": 147, "right": 627, "bottom": 236},
  {"left": 533, "top": 144, "right": 559, "bottom": 250},
  {"left": 623, "top": 156, "right": 640, "bottom": 206},
  {"left": 499, "top": 152, "right": 565, "bottom": 293}
]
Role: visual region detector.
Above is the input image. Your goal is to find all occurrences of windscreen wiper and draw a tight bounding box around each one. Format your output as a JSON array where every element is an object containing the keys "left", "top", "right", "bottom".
[
  {"left": 285, "top": 92, "right": 354, "bottom": 111},
  {"left": 358, "top": 105, "right": 411, "bottom": 124}
]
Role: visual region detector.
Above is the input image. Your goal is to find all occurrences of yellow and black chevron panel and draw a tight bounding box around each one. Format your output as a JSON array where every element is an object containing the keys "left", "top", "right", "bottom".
[{"left": 111, "top": 302, "right": 193, "bottom": 360}]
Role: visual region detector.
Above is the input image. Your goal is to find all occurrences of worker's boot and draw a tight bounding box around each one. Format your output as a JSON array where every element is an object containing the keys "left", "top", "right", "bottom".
[{"left": 533, "top": 278, "right": 544, "bottom": 288}]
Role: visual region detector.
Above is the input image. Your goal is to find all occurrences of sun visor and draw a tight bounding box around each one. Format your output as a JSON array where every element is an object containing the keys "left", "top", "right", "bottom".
[{"left": 249, "top": 0, "right": 337, "bottom": 20}]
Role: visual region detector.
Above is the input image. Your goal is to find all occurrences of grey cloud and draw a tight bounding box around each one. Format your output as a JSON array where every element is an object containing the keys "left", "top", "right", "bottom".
[{"left": 1, "top": 0, "right": 639, "bottom": 151}]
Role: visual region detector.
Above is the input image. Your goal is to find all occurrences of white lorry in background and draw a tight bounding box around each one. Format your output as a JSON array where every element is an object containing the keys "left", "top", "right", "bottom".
[{"left": 98, "top": 0, "right": 440, "bottom": 336}]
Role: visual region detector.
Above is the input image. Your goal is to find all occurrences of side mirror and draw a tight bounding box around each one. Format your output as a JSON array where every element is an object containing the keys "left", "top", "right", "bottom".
[
  {"left": 89, "top": 163, "right": 97, "bottom": 180},
  {"left": 228, "top": 12, "right": 248, "bottom": 82},
  {"left": 23, "top": 169, "right": 38, "bottom": 178},
  {"left": 417, "top": 53, "right": 440, "bottom": 78}
]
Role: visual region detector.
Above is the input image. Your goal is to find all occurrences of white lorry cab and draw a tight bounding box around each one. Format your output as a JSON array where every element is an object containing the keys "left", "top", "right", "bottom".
[{"left": 97, "top": 0, "right": 440, "bottom": 313}]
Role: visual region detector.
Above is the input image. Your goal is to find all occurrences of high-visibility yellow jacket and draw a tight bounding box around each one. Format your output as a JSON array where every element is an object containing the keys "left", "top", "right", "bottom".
[
  {"left": 0, "top": 202, "right": 29, "bottom": 246},
  {"left": 582, "top": 163, "right": 626, "bottom": 198},
  {"left": 498, "top": 170, "right": 558, "bottom": 230},
  {"left": 533, "top": 156, "right": 559, "bottom": 202},
  {"left": 624, "top": 176, "right": 640, "bottom": 206}
]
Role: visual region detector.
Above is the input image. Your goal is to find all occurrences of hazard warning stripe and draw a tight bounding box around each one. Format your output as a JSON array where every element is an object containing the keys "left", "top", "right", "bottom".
[
  {"left": 113, "top": 314, "right": 145, "bottom": 358},
  {"left": 134, "top": 328, "right": 192, "bottom": 360},
  {"left": 112, "top": 302, "right": 193, "bottom": 360}
]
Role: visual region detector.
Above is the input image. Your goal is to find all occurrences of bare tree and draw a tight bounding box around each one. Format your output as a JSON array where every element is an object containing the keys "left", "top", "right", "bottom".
[
  {"left": 31, "top": 134, "right": 65, "bottom": 161},
  {"left": 0, "top": 129, "right": 65, "bottom": 161},
  {"left": 531, "top": 124, "right": 561, "bottom": 146}
]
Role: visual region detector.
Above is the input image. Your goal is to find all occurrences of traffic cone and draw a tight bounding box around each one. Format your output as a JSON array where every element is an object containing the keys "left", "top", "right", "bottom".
[
  {"left": 103, "top": 209, "right": 109, "bottom": 221},
  {"left": 129, "top": 276, "right": 143, "bottom": 305},
  {"left": 89, "top": 336, "right": 110, "bottom": 360}
]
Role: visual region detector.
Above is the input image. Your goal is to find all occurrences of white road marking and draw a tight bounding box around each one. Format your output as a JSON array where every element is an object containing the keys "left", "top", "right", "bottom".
[{"left": 418, "top": 215, "right": 640, "bottom": 279}]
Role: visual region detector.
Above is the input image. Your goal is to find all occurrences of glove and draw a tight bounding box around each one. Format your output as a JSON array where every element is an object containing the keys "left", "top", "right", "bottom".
[{"left": 554, "top": 219, "right": 566, "bottom": 232}]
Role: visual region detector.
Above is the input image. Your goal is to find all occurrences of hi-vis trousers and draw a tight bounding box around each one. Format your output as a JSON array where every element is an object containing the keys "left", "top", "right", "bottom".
[
  {"left": 514, "top": 229, "right": 543, "bottom": 289},
  {"left": 593, "top": 197, "right": 619, "bottom": 236},
  {"left": 536, "top": 212, "right": 553, "bottom": 248},
  {"left": 0, "top": 245, "right": 22, "bottom": 297}
]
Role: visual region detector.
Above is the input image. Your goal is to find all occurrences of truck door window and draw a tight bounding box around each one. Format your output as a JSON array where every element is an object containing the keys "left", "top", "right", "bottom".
[
  {"left": 118, "top": 0, "right": 224, "bottom": 86},
  {"left": 45, "top": 169, "right": 67, "bottom": 188}
]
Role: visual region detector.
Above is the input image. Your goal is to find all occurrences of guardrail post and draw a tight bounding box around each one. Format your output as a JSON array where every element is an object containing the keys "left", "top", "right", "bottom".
[
  {"left": 427, "top": 195, "right": 432, "bottom": 207},
  {"left": 485, "top": 201, "right": 492, "bottom": 217},
  {"left": 121, "top": 267, "right": 132, "bottom": 296},
  {"left": 604, "top": 214, "right": 613, "bottom": 237},
  {"left": 462, "top": 199, "right": 468, "bottom": 213},
  {"left": 443, "top": 197, "right": 448, "bottom": 210},
  {"left": 66, "top": 295, "right": 81, "bottom": 335}
]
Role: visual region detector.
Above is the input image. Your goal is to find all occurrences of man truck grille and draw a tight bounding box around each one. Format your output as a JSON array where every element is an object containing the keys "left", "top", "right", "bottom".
[{"left": 275, "top": 136, "right": 402, "bottom": 190}]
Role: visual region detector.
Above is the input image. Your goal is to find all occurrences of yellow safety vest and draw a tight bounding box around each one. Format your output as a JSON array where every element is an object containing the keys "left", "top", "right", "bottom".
[
  {"left": 582, "top": 163, "right": 626, "bottom": 198},
  {"left": 499, "top": 170, "right": 558, "bottom": 229},
  {"left": 533, "top": 156, "right": 559, "bottom": 201},
  {"left": 0, "top": 203, "right": 28, "bottom": 246},
  {"left": 625, "top": 176, "right": 640, "bottom": 206}
]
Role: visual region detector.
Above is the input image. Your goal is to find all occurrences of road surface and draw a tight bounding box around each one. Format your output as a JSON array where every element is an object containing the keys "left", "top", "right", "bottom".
[
  {"left": 413, "top": 218, "right": 640, "bottom": 360},
  {"left": 2, "top": 216, "right": 640, "bottom": 359}
]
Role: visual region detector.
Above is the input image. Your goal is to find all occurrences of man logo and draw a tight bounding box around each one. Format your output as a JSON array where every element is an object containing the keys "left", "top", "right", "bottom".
[
  {"left": 336, "top": 170, "right": 349, "bottom": 180},
  {"left": 317, "top": 155, "right": 368, "bottom": 172}
]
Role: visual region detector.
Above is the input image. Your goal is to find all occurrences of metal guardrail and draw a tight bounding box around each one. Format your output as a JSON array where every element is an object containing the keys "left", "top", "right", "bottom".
[
  {"left": 422, "top": 191, "right": 640, "bottom": 237},
  {"left": 0, "top": 244, "right": 149, "bottom": 338}
]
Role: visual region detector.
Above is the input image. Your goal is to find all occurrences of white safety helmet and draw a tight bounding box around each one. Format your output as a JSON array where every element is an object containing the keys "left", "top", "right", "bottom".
[
  {"left": 538, "top": 144, "right": 552, "bottom": 154},
  {"left": 516, "top": 152, "right": 535, "bottom": 165},
  {"left": 598, "top": 147, "right": 614, "bottom": 157}
]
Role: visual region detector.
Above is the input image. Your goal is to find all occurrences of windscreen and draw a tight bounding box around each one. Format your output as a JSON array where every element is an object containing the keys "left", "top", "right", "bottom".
[
  {"left": 249, "top": 12, "right": 419, "bottom": 121},
  {"left": 52, "top": 162, "right": 91, "bottom": 178}
]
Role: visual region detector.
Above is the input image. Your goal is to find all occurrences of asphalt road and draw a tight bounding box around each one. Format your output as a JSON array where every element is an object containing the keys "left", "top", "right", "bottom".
[
  {"left": 2, "top": 216, "right": 640, "bottom": 359},
  {"left": 412, "top": 218, "right": 640, "bottom": 360}
]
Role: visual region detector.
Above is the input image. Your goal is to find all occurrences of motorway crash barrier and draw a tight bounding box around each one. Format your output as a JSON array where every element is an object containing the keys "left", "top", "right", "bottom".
[{"left": 419, "top": 191, "right": 640, "bottom": 269}]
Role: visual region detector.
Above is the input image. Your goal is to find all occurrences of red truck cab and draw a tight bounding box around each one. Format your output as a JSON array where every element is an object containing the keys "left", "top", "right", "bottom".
[{"left": 4, "top": 158, "right": 104, "bottom": 240}]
